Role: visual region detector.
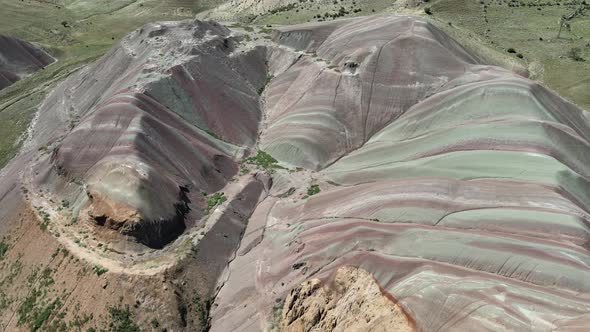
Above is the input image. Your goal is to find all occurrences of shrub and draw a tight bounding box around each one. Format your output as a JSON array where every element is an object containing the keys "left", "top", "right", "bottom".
[
  {"left": 424, "top": 7, "right": 432, "bottom": 15},
  {"left": 192, "top": 293, "right": 208, "bottom": 326},
  {"left": 239, "top": 166, "right": 250, "bottom": 175},
  {"left": 292, "top": 262, "right": 306, "bottom": 269},
  {"left": 257, "top": 74, "right": 274, "bottom": 95},
  {"left": 244, "top": 150, "right": 282, "bottom": 170},
  {"left": 269, "top": 297, "right": 285, "bottom": 330},
  {"left": 106, "top": 305, "right": 140, "bottom": 332},
  {"left": 205, "top": 129, "right": 222, "bottom": 140},
  {"left": 151, "top": 318, "right": 160, "bottom": 328},
  {"left": 32, "top": 299, "right": 59, "bottom": 331},
  {"left": 259, "top": 26, "right": 273, "bottom": 34},
  {"left": 17, "top": 288, "right": 61, "bottom": 331},
  {"left": 306, "top": 185, "right": 320, "bottom": 197},
  {"left": 38, "top": 210, "right": 50, "bottom": 231},
  {"left": 205, "top": 192, "right": 227, "bottom": 214},
  {"left": 567, "top": 47, "right": 585, "bottom": 62},
  {"left": 0, "top": 239, "right": 8, "bottom": 259},
  {"left": 93, "top": 265, "right": 108, "bottom": 276},
  {"left": 507, "top": 47, "right": 516, "bottom": 53}
]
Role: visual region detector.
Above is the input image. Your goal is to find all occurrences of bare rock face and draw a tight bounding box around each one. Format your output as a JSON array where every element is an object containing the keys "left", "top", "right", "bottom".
[
  {"left": 83, "top": 187, "right": 190, "bottom": 248},
  {"left": 0, "top": 34, "right": 55, "bottom": 90},
  {"left": 85, "top": 189, "right": 142, "bottom": 230},
  {"left": 281, "top": 266, "right": 413, "bottom": 332}
]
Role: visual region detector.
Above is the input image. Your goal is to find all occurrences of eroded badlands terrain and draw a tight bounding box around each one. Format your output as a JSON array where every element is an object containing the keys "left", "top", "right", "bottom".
[
  {"left": 0, "top": 35, "right": 55, "bottom": 91},
  {"left": 0, "top": 14, "right": 589, "bottom": 331}
]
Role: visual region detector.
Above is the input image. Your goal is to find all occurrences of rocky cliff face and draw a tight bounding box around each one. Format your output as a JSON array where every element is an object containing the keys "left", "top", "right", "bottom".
[
  {"left": 1, "top": 14, "right": 589, "bottom": 332},
  {"left": 280, "top": 266, "right": 413, "bottom": 332}
]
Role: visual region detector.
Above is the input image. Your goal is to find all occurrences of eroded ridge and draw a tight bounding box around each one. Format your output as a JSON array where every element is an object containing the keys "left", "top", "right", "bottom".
[
  {"left": 27, "top": 19, "right": 268, "bottom": 250},
  {"left": 0, "top": 34, "right": 55, "bottom": 90},
  {"left": 209, "top": 15, "right": 590, "bottom": 332}
]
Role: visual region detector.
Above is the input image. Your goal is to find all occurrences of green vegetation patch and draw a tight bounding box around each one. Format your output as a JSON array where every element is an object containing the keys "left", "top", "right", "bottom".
[
  {"left": 244, "top": 150, "right": 283, "bottom": 170},
  {"left": 305, "top": 184, "right": 320, "bottom": 198},
  {"left": 239, "top": 165, "right": 251, "bottom": 175},
  {"left": 39, "top": 210, "right": 50, "bottom": 231},
  {"left": 0, "top": 90, "right": 43, "bottom": 168},
  {"left": 68, "top": 312, "right": 93, "bottom": 330},
  {"left": 257, "top": 74, "right": 274, "bottom": 95},
  {"left": 150, "top": 318, "right": 160, "bottom": 328},
  {"left": 39, "top": 267, "right": 55, "bottom": 288},
  {"left": 93, "top": 265, "right": 108, "bottom": 276},
  {"left": 568, "top": 47, "right": 586, "bottom": 62},
  {"left": 192, "top": 293, "right": 209, "bottom": 327},
  {"left": 269, "top": 297, "right": 285, "bottom": 331},
  {"left": 35, "top": 207, "right": 51, "bottom": 231},
  {"left": 430, "top": 0, "right": 590, "bottom": 110},
  {"left": 205, "top": 192, "right": 227, "bottom": 214},
  {"left": 0, "top": 239, "right": 8, "bottom": 259},
  {"left": 106, "top": 305, "right": 140, "bottom": 332},
  {"left": 252, "top": 0, "right": 392, "bottom": 25},
  {"left": 17, "top": 288, "right": 61, "bottom": 331},
  {"left": 0, "top": 255, "right": 22, "bottom": 312},
  {"left": 259, "top": 26, "right": 274, "bottom": 34},
  {"left": 32, "top": 298, "right": 60, "bottom": 332},
  {"left": 205, "top": 129, "right": 223, "bottom": 141}
]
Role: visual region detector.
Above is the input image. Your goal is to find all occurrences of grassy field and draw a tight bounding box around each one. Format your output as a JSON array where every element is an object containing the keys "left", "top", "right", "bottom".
[
  {"left": 249, "top": 0, "right": 398, "bottom": 25},
  {"left": 0, "top": 0, "right": 223, "bottom": 168},
  {"left": 211, "top": 0, "right": 589, "bottom": 111},
  {"left": 429, "top": 0, "right": 590, "bottom": 111}
]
